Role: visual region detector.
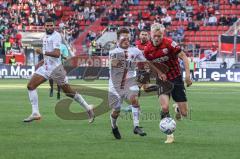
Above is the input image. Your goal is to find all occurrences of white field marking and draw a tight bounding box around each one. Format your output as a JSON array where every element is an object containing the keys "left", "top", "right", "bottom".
[
  {"left": 0, "top": 84, "right": 108, "bottom": 89},
  {"left": 187, "top": 91, "right": 240, "bottom": 94},
  {"left": 190, "top": 83, "right": 240, "bottom": 87},
  {"left": 186, "top": 87, "right": 240, "bottom": 91}
]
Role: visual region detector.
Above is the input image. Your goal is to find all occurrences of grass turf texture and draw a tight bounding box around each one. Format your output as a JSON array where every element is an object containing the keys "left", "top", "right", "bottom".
[{"left": 0, "top": 79, "right": 240, "bottom": 159}]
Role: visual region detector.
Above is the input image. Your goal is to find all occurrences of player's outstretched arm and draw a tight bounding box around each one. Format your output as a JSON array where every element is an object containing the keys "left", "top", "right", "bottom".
[
  {"left": 35, "top": 59, "right": 44, "bottom": 70},
  {"left": 147, "top": 61, "right": 167, "bottom": 81},
  {"left": 178, "top": 51, "right": 192, "bottom": 87}
]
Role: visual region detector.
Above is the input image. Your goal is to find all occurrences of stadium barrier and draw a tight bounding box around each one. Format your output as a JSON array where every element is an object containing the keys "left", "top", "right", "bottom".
[{"left": 0, "top": 64, "right": 239, "bottom": 82}]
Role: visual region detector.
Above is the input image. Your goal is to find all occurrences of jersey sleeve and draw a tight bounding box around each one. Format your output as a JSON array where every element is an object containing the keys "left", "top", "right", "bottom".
[
  {"left": 143, "top": 45, "right": 154, "bottom": 60},
  {"left": 168, "top": 39, "right": 182, "bottom": 56},
  {"left": 135, "top": 48, "right": 146, "bottom": 62},
  {"left": 53, "top": 34, "right": 62, "bottom": 49}
]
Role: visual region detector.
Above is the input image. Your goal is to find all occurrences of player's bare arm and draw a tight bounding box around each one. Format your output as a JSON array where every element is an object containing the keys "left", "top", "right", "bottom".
[
  {"left": 35, "top": 48, "right": 61, "bottom": 58},
  {"left": 178, "top": 51, "right": 192, "bottom": 87},
  {"left": 35, "top": 59, "right": 44, "bottom": 70},
  {"left": 147, "top": 61, "right": 167, "bottom": 81},
  {"left": 111, "top": 58, "right": 123, "bottom": 68}
]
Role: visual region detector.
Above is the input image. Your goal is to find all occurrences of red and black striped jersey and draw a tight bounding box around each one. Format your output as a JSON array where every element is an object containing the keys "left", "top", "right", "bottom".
[
  {"left": 144, "top": 37, "right": 182, "bottom": 80},
  {"left": 135, "top": 40, "right": 149, "bottom": 51}
]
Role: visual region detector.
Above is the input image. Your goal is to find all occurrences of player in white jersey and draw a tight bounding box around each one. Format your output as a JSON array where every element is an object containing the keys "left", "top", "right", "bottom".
[
  {"left": 23, "top": 18, "right": 94, "bottom": 123},
  {"left": 109, "top": 28, "right": 165, "bottom": 139}
]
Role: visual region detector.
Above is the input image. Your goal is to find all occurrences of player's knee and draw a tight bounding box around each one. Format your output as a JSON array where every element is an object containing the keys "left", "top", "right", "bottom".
[
  {"left": 66, "top": 92, "right": 74, "bottom": 98},
  {"left": 111, "top": 110, "right": 120, "bottom": 118},
  {"left": 130, "top": 95, "right": 138, "bottom": 105},
  {"left": 27, "top": 83, "right": 35, "bottom": 90},
  {"left": 181, "top": 111, "right": 188, "bottom": 117},
  {"left": 161, "top": 105, "right": 169, "bottom": 113}
]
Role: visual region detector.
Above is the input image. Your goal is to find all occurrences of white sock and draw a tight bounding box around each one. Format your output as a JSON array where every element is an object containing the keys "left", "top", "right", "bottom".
[
  {"left": 74, "top": 93, "right": 91, "bottom": 110},
  {"left": 110, "top": 114, "right": 118, "bottom": 128},
  {"left": 28, "top": 89, "right": 39, "bottom": 115},
  {"left": 132, "top": 105, "right": 140, "bottom": 127}
]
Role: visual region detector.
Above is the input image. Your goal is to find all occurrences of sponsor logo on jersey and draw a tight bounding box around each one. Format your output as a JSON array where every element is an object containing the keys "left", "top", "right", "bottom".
[
  {"left": 152, "top": 56, "right": 169, "bottom": 63},
  {"left": 162, "top": 48, "right": 168, "bottom": 54}
]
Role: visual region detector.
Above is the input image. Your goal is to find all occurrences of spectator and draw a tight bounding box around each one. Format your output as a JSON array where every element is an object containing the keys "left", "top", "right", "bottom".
[
  {"left": 229, "top": 0, "right": 240, "bottom": 5},
  {"left": 161, "top": 6, "right": 167, "bottom": 15},
  {"left": 133, "top": 0, "right": 139, "bottom": 5},
  {"left": 129, "top": 24, "right": 137, "bottom": 44},
  {"left": 219, "top": 14, "right": 228, "bottom": 25},
  {"left": 220, "top": 61, "right": 227, "bottom": 69},
  {"left": 161, "top": 14, "right": 172, "bottom": 27},
  {"left": 228, "top": 15, "right": 238, "bottom": 25},
  {"left": 148, "top": 1, "right": 155, "bottom": 11},
  {"left": 185, "top": 3, "right": 193, "bottom": 17},
  {"left": 187, "top": 19, "right": 199, "bottom": 31},
  {"left": 9, "top": 55, "right": 17, "bottom": 65},
  {"left": 189, "top": 58, "right": 195, "bottom": 80},
  {"left": 208, "top": 14, "right": 217, "bottom": 26},
  {"left": 138, "top": 19, "right": 146, "bottom": 31}
]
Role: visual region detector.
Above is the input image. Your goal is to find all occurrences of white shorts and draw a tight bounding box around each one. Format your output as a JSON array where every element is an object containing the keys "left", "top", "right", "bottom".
[
  {"left": 35, "top": 65, "right": 68, "bottom": 85},
  {"left": 108, "top": 79, "right": 139, "bottom": 111}
]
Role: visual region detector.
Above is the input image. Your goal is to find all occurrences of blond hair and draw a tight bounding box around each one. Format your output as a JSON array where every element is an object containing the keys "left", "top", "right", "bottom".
[{"left": 151, "top": 23, "right": 165, "bottom": 32}]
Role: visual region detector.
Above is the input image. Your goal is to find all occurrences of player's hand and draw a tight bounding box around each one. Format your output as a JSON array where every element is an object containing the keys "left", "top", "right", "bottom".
[
  {"left": 185, "top": 76, "right": 192, "bottom": 87},
  {"left": 158, "top": 72, "right": 167, "bottom": 82},
  {"left": 35, "top": 48, "right": 42, "bottom": 54},
  {"left": 35, "top": 63, "right": 41, "bottom": 70},
  {"left": 111, "top": 59, "right": 122, "bottom": 67}
]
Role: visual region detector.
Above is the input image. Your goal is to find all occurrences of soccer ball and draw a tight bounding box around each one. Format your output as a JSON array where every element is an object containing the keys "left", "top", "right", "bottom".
[{"left": 159, "top": 117, "right": 176, "bottom": 135}]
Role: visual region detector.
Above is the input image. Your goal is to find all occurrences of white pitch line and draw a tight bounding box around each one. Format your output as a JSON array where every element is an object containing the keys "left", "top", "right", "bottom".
[{"left": 0, "top": 85, "right": 108, "bottom": 89}]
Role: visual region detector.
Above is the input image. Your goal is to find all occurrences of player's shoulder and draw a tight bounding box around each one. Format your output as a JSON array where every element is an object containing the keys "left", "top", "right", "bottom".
[
  {"left": 52, "top": 31, "right": 62, "bottom": 38},
  {"left": 144, "top": 41, "right": 155, "bottom": 51},
  {"left": 128, "top": 46, "right": 142, "bottom": 53},
  {"left": 109, "top": 47, "right": 122, "bottom": 55},
  {"left": 162, "top": 37, "right": 173, "bottom": 44},
  {"left": 163, "top": 37, "right": 179, "bottom": 47},
  {"left": 135, "top": 40, "right": 141, "bottom": 46}
]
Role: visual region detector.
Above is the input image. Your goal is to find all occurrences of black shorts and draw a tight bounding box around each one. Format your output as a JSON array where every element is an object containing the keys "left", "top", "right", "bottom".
[
  {"left": 156, "top": 76, "right": 187, "bottom": 102},
  {"left": 136, "top": 70, "right": 150, "bottom": 84}
]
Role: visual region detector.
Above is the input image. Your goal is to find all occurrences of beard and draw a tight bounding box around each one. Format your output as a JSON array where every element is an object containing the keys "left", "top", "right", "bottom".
[{"left": 46, "top": 29, "right": 54, "bottom": 35}]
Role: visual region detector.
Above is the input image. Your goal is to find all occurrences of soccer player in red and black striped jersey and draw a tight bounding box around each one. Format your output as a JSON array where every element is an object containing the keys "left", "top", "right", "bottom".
[
  {"left": 135, "top": 30, "right": 150, "bottom": 51},
  {"left": 135, "top": 30, "right": 158, "bottom": 93},
  {"left": 144, "top": 23, "right": 192, "bottom": 144}
]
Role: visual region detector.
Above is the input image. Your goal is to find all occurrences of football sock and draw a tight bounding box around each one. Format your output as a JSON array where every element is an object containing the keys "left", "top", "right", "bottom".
[
  {"left": 110, "top": 114, "right": 118, "bottom": 128},
  {"left": 28, "top": 89, "right": 39, "bottom": 115},
  {"left": 160, "top": 111, "right": 170, "bottom": 119},
  {"left": 132, "top": 105, "right": 140, "bottom": 127},
  {"left": 74, "top": 93, "right": 91, "bottom": 111}
]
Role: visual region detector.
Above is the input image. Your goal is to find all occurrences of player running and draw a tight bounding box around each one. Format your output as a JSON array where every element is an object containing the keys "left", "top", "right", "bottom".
[
  {"left": 23, "top": 17, "right": 94, "bottom": 123},
  {"left": 144, "top": 23, "right": 192, "bottom": 143},
  {"left": 109, "top": 28, "right": 165, "bottom": 139}
]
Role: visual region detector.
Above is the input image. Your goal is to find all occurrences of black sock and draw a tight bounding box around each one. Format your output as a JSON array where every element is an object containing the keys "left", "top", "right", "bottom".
[{"left": 160, "top": 111, "right": 170, "bottom": 119}]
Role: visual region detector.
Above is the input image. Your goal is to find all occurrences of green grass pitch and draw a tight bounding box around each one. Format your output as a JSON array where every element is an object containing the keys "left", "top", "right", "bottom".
[{"left": 0, "top": 79, "right": 240, "bottom": 159}]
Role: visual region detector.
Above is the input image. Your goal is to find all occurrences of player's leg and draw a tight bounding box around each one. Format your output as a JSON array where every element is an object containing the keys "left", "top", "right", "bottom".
[
  {"left": 51, "top": 65, "right": 94, "bottom": 123},
  {"left": 171, "top": 76, "right": 188, "bottom": 120},
  {"left": 158, "top": 94, "right": 174, "bottom": 143},
  {"left": 109, "top": 92, "right": 122, "bottom": 139},
  {"left": 24, "top": 73, "right": 47, "bottom": 122},
  {"left": 126, "top": 79, "right": 147, "bottom": 136},
  {"left": 60, "top": 84, "right": 95, "bottom": 123},
  {"left": 49, "top": 78, "right": 54, "bottom": 97},
  {"left": 175, "top": 102, "right": 188, "bottom": 117},
  {"left": 57, "top": 84, "right": 61, "bottom": 100},
  {"left": 129, "top": 94, "right": 147, "bottom": 136},
  {"left": 159, "top": 94, "right": 171, "bottom": 119}
]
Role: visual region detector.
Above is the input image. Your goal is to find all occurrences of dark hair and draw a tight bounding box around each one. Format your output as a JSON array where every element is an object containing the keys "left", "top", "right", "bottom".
[
  {"left": 140, "top": 29, "right": 148, "bottom": 33},
  {"left": 117, "top": 28, "right": 130, "bottom": 39},
  {"left": 45, "top": 17, "right": 54, "bottom": 24}
]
